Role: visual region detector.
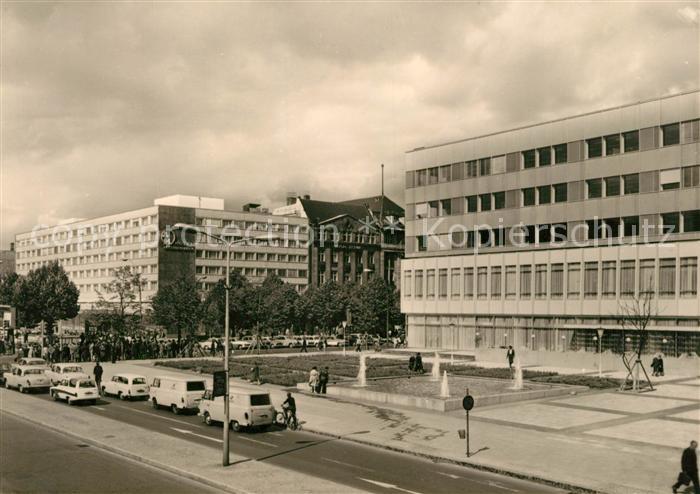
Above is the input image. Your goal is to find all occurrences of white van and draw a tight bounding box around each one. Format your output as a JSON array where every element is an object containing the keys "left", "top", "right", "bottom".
[
  {"left": 149, "top": 376, "right": 206, "bottom": 414},
  {"left": 198, "top": 387, "right": 276, "bottom": 432}
]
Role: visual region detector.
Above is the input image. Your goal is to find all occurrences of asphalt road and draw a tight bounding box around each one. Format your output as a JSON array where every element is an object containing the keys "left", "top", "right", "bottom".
[
  {"left": 0, "top": 412, "right": 223, "bottom": 494},
  {"left": 8, "top": 390, "right": 566, "bottom": 494}
]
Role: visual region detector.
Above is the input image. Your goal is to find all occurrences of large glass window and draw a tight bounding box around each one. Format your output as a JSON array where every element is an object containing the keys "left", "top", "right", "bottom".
[
  {"left": 620, "top": 260, "right": 635, "bottom": 297},
  {"left": 660, "top": 168, "right": 681, "bottom": 190},
  {"left": 404, "top": 272, "right": 412, "bottom": 297},
  {"left": 662, "top": 212, "right": 680, "bottom": 234},
  {"left": 538, "top": 147, "right": 551, "bottom": 167},
  {"left": 623, "top": 130, "right": 639, "bottom": 152},
  {"left": 494, "top": 191, "right": 505, "bottom": 210},
  {"left": 480, "top": 194, "right": 492, "bottom": 212},
  {"left": 551, "top": 263, "right": 563, "bottom": 298},
  {"left": 477, "top": 267, "right": 488, "bottom": 299},
  {"left": 680, "top": 257, "right": 698, "bottom": 297},
  {"left": 623, "top": 216, "right": 640, "bottom": 237},
  {"left": 605, "top": 176, "right": 620, "bottom": 196},
  {"left": 567, "top": 263, "right": 580, "bottom": 298},
  {"left": 464, "top": 268, "right": 474, "bottom": 299},
  {"left": 426, "top": 269, "right": 436, "bottom": 298},
  {"left": 662, "top": 123, "right": 680, "bottom": 146},
  {"left": 522, "top": 150, "right": 536, "bottom": 169},
  {"left": 538, "top": 185, "right": 551, "bottom": 205},
  {"left": 466, "top": 161, "right": 478, "bottom": 178},
  {"left": 605, "top": 134, "right": 620, "bottom": 155},
  {"left": 417, "top": 235, "right": 427, "bottom": 252},
  {"left": 429, "top": 201, "right": 439, "bottom": 217},
  {"left": 658, "top": 258, "right": 676, "bottom": 298},
  {"left": 553, "top": 183, "right": 568, "bottom": 203},
  {"left": 479, "top": 158, "right": 491, "bottom": 176},
  {"left": 450, "top": 268, "right": 461, "bottom": 299},
  {"left": 587, "top": 178, "right": 603, "bottom": 199},
  {"left": 520, "top": 265, "right": 532, "bottom": 299},
  {"left": 602, "top": 261, "right": 616, "bottom": 297},
  {"left": 415, "top": 270, "right": 424, "bottom": 298},
  {"left": 428, "top": 167, "right": 439, "bottom": 184},
  {"left": 440, "top": 199, "right": 452, "bottom": 216},
  {"left": 438, "top": 269, "right": 448, "bottom": 298},
  {"left": 466, "top": 195, "right": 478, "bottom": 213},
  {"left": 584, "top": 262, "right": 599, "bottom": 298},
  {"left": 587, "top": 137, "right": 603, "bottom": 158},
  {"left": 505, "top": 265, "right": 516, "bottom": 299},
  {"left": 535, "top": 264, "right": 547, "bottom": 298},
  {"left": 554, "top": 143, "right": 567, "bottom": 164},
  {"left": 522, "top": 188, "right": 536, "bottom": 206},
  {"left": 685, "top": 210, "right": 700, "bottom": 232},
  {"left": 683, "top": 165, "right": 700, "bottom": 188},
  {"left": 439, "top": 165, "right": 451, "bottom": 183},
  {"left": 623, "top": 173, "right": 639, "bottom": 194},
  {"left": 639, "top": 259, "right": 655, "bottom": 295},
  {"left": 491, "top": 266, "right": 502, "bottom": 299}
]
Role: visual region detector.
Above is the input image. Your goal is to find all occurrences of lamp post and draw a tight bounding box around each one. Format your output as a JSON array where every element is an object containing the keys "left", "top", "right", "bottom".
[
  {"left": 172, "top": 223, "right": 278, "bottom": 467},
  {"left": 595, "top": 328, "right": 604, "bottom": 377}
]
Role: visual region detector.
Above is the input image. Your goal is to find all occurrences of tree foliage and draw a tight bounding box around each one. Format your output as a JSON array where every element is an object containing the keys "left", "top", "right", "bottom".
[{"left": 151, "top": 276, "right": 201, "bottom": 342}]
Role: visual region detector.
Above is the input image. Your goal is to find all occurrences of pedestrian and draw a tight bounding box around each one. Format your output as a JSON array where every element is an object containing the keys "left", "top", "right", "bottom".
[
  {"left": 414, "top": 352, "right": 424, "bottom": 373},
  {"left": 93, "top": 361, "right": 104, "bottom": 395},
  {"left": 250, "top": 362, "right": 261, "bottom": 385},
  {"left": 308, "top": 366, "right": 319, "bottom": 393},
  {"left": 301, "top": 336, "right": 308, "bottom": 353},
  {"left": 318, "top": 366, "right": 329, "bottom": 394},
  {"left": 506, "top": 345, "right": 515, "bottom": 370},
  {"left": 673, "top": 440, "right": 699, "bottom": 494}
]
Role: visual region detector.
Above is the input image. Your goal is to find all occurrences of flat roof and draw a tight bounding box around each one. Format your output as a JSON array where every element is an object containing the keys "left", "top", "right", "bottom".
[{"left": 407, "top": 89, "right": 700, "bottom": 154}]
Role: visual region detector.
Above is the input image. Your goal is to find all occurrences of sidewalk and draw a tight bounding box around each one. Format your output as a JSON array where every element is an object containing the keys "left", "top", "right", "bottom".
[
  {"left": 0, "top": 389, "right": 365, "bottom": 494},
  {"left": 78, "top": 358, "right": 700, "bottom": 494}
]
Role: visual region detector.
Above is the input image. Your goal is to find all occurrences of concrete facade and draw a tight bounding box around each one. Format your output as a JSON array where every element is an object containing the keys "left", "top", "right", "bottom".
[{"left": 401, "top": 91, "right": 700, "bottom": 355}]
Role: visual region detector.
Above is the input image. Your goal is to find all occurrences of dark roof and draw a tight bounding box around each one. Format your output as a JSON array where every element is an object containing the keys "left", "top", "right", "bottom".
[{"left": 338, "top": 196, "right": 404, "bottom": 218}]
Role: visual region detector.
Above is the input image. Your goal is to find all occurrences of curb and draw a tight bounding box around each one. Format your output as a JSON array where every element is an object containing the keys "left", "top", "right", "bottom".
[
  {"left": 300, "top": 425, "right": 604, "bottom": 494},
  {"left": 2, "top": 408, "right": 250, "bottom": 494}
]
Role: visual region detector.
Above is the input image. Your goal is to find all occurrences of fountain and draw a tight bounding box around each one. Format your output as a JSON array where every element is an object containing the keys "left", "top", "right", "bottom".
[
  {"left": 431, "top": 352, "right": 441, "bottom": 381},
  {"left": 510, "top": 358, "right": 523, "bottom": 390},
  {"left": 356, "top": 353, "right": 367, "bottom": 387},
  {"left": 440, "top": 370, "right": 450, "bottom": 398},
  {"left": 450, "top": 353, "right": 455, "bottom": 365}
]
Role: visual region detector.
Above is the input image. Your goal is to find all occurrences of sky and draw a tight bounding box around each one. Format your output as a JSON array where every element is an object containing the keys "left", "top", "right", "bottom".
[{"left": 1, "top": 1, "right": 699, "bottom": 248}]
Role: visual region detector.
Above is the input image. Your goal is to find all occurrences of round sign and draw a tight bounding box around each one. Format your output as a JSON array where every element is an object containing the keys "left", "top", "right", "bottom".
[{"left": 462, "top": 395, "right": 475, "bottom": 411}]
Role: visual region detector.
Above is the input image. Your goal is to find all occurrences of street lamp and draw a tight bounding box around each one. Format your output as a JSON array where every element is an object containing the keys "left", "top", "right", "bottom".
[{"left": 172, "top": 223, "right": 278, "bottom": 467}]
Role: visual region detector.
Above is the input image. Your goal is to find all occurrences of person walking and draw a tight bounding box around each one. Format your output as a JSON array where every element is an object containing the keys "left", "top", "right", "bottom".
[
  {"left": 673, "top": 440, "right": 699, "bottom": 493},
  {"left": 300, "top": 336, "right": 308, "bottom": 353},
  {"left": 308, "top": 366, "right": 319, "bottom": 393},
  {"left": 93, "top": 361, "right": 104, "bottom": 395},
  {"left": 506, "top": 345, "right": 516, "bottom": 370},
  {"left": 318, "top": 367, "right": 329, "bottom": 394}
]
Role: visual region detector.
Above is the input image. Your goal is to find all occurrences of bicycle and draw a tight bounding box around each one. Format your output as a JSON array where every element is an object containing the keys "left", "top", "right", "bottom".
[{"left": 275, "top": 408, "right": 300, "bottom": 431}]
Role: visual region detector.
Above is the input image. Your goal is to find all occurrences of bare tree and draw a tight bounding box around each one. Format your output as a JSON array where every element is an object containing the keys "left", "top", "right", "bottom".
[{"left": 617, "top": 289, "right": 656, "bottom": 392}]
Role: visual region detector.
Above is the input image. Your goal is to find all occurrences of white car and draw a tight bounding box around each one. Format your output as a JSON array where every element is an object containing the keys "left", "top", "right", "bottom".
[
  {"left": 4, "top": 365, "right": 51, "bottom": 393},
  {"left": 230, "top": 337, "right": 252, "bottom": 350},
  {"left": 149, "top": 376, "right": 206, "bottom": 414},
  {"left": 17, "top": 357, "right": 48, "bottom": 367},
  {"left": 273, "top": 335, "right": 298, "bottom": 348},
  {"left": 326, "top": 337, "right": 346, "bottom": 347},
  {"left": 198, "top": 387, "right": 276, "bottom": 432},
  {"left": 50, "top": 377, "right": 100, "bottom": 405},
  {"left": 101, "top": 373, "right": 149, "bottom": 400},
  {"left": 46, "top": 363, "right": 90, "bottom": 386}
]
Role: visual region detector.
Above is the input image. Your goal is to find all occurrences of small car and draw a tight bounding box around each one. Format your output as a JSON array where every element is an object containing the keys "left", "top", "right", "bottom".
[
  {"left": 101, "top": 373, "right": 149, "bottom": 400},
  {"left": 272, "top": 335, "right": 298, "bottom": 348},
  {"left": 46, "top": 363, "right": 90, "bottom": 386},
  {"left": 3, "top": 365, "right": 51, "bottom": 393},
  {"left": 16, "top": 357, "right": 48, "bottom": 367},
  {"left": 0, "top": 362, "right": 12, "bottom": 386},
  {"left": 230, "top": 337, "right": 252, "bottom": 350},
  {"left": 50, "top": 377, "right": 100, "bottom": 405},
  {"left": 198, "top": 387, "right": 276, "bottom": 432},
  {"left": 149, "top": 376, "right": 206, "bottom": 414}
]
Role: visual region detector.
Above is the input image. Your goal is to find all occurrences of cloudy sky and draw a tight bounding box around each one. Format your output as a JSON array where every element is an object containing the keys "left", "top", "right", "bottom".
[{"left": 1, "top": 1, "right": 698, "bottom": 248}]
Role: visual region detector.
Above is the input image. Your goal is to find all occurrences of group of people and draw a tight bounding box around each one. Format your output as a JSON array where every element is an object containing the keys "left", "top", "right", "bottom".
[
  {"left": 408, "top": 352, "right": 424, "bottom": 373},
  {"left": 308, "top": 366, "right": 329, "bottom": 394},
  {"left": 651, "top": 353, "right": 665, "bottom": 377}
]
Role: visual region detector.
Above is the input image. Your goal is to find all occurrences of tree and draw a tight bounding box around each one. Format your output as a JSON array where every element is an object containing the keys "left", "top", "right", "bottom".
[
  {"left": 618, "top": 289, "right": 656, "bottom": 392},
  {"left": 20, "top": 262, "right": 79, "bottom": 336},
  {"left": 263, "top": 282, "right": 300, "bottom": 333},
  {"left": 151, "top": 276, "right": 201, "bottom": 343},
  {"left": 94, "top": 266, "right": 141, "bottom": 334},
  {"left": 348, "top": 278, "right": 401, "bottom": 336},
  {"left": 301, "top": 281, "right": 348, "bottom": 333}
]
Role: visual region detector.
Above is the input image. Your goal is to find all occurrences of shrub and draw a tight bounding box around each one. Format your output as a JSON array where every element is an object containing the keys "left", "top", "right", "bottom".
[{"left": 530, "top": 375, "right": 621, "bottom": 389}]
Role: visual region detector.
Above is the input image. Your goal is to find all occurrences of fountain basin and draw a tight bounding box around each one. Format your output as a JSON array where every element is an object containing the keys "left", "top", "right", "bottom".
[{"left": 298, "top": 375, "right": 587, "bottom": 412}]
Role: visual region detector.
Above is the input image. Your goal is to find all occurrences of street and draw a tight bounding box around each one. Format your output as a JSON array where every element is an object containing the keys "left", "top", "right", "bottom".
[
  {"left": 2, "top": 389, "right": 565, "bottom": 494},
  {"left": 0, "top": 412, "right": 223, "bottom": 494}
]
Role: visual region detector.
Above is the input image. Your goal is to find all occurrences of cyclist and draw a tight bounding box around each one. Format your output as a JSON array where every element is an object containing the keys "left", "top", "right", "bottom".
[{"left": 282, "top": 392, "right": 297, "bottom": 426}]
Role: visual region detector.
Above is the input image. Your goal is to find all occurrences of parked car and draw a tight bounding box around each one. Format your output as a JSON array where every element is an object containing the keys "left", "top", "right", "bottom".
[
  {"left": 273, "top": 335, "right": 298, "bottom": 348},
  {"left": 50, "top": 377, "right": 99, "bottom": 405},
  {"left": 149, "top": 376, "right": 206, "bottom": 414},
  {"left": 46, "top": 363, "right": 90, "bottom": 386},
  {"left": 17, "top": 357, "right": 48, "bottom": 367},
  {"left": 325, "top": 337, "right": 346, "bottom": 347},
  {"left": 0, "top": 362, "right": 12, "bottom": 386},
  {"left": 101, "top": 373, "right": 149, "bottom": 400},
  {"left": 4, "top": 365, "right": 51, "bottom": 393},
  {"left": 230, "top": 337, "right": 252, "bottom": 350},
  {"left": 198, "top": 387, "right": 276, "bottom": 432}
]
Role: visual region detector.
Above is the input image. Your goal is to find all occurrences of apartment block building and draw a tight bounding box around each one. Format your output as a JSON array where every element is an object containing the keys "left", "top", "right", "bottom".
[
  {"left": 401, "top": 91, "right": 700, "bottom": 355},
  {"left": 15, "top": 195, "right": 309, "bottom": 317}
]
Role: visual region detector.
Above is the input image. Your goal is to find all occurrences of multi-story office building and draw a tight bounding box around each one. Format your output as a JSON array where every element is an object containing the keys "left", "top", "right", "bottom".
[
  {"left": 274, "top": 194, "right": 404, "bottom": 287},
  {"left": 15, "top": 195, "right": 309, "bottom": 317},
  {"left": 401, "top": 91, "right": 700, "bottom": 355}
]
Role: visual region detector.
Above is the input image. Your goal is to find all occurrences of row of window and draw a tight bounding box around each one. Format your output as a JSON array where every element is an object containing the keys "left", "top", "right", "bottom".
[
  {"left": 406, "top": 119, "right": 700, "bottom": 188},
  {"left": 196, "top": 250, "right": 308, "bottom": 263},
  {"left": 69, "top": 264, "right": 157, "bottom": 279},
  {"left": 17, "top": 249, "right": 159, "bottom": 272},
  {"left": 414, "top": 210, "right": 700, "bottom": 252},
  {"left": 403, "top": 257, "right": 698, "bottom": 300},
  {"left": 79, "top": 280, "right": 158, "bottom": 293},
  {"left": 18, "top": 231, "right": 160, "bottom": 259},
  {"left": 196, "top": 217, "right": 308, "bottom": 234},
  {"left": 412, "top": 165, "right": 699, "bottom": 218},
  {"left": 196, "top": 266, "right": 307, "bottom": 279}
]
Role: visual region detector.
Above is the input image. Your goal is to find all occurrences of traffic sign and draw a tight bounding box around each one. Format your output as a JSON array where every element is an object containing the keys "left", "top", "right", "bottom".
[
  {"left": 213, "top": 370, "right": 227, "bottom": 398},
  {"left": 462, "top": 395, "right": 474, "bottom": 411}
]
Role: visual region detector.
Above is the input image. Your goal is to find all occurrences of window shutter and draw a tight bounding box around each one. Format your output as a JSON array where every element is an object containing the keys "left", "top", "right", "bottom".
[
  {"left": 567, "top": 140, "right": 584, "bottom": 162},
  {"left": 639, "top": 126, "right": 659, "bottom": 151}
]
